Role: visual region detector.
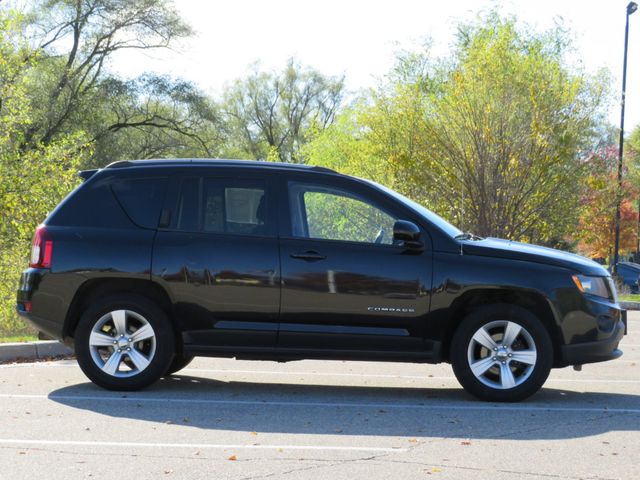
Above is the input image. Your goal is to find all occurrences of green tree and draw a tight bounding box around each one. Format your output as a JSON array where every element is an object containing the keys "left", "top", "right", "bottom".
[
  {"left": 1, "top": 10, "right": 90, "bottom": 336},
  {"left": 307, "top": 14, "right": 610, "bottom": 245},
  {"left": 84, "top": 74, "right": 224, "bottom": 167},
  {"left": 223, "top": 59, "right": 345, "bottom": 163},
  {"left": 16, "top": 0, "right": 218, "bottom": 166}
]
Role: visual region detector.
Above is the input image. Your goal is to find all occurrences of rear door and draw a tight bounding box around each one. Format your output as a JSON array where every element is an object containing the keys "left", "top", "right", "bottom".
[{"left": 152, "top": 170, "right": 280, "bottom": 350}]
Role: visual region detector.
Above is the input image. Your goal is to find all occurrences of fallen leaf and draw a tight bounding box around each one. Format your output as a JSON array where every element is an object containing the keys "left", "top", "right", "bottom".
[
  {"left": 228, "top": 455, "right": 237, "bottom": 461},
  {"left": 408, "top": 438, "right": 418, "bottom": 443},
  {"left": 163, "top": 470, "right": 173, "bottom": 475},
  {"left": 250, "top": 431, "right": 257, "bottom": 436},
  {"left": 461, "top": 441, "right": 471, "bottom": 446}
]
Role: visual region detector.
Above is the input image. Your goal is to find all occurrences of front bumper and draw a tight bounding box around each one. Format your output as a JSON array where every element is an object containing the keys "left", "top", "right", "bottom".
[{"left": 560, "top": 317, "right": 625, "bottom": 366}]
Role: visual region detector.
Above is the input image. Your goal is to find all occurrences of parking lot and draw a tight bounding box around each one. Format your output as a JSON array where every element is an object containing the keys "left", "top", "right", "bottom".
[{"left": 1, "top": 313, "right": 638, "bottom": 480}]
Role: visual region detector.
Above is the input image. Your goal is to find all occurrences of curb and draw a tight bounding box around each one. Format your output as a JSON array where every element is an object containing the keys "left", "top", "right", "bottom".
[
  {"left": 0, "top": 341, "right": 73, "bottom": 363},
  {"left": 620, "top": 301, "right": 640, "bottom": 311}
]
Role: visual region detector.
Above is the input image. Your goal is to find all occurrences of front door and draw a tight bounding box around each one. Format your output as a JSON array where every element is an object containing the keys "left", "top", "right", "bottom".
[
  {"left": 152, "top": 173, "right": 280, "bottom": 350},
  {"left": 278, "top": 177, "right": 433, "bottom": 355}
]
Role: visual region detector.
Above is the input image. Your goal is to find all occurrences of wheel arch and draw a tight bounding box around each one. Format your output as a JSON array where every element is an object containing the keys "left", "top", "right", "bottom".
[
  {"left": 64, "top": 278, "right": 176, "bottom": 343},
  {"left": 440, "top": 288, "right": 562, "bottom": 366}
]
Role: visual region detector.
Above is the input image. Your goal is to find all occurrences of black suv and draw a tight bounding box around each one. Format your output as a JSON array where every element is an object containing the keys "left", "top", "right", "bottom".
[{"left": 17, "top": 159, "right": 626, "bottom": 401}]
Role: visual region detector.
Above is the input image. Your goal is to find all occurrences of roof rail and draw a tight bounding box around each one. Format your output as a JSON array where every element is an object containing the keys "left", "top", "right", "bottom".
[
  {"left": 105, "top": 160, "right": 134, "bottom": 168},
  {"left": 101, "top": 158, "right": 337, "bottom": 173}
]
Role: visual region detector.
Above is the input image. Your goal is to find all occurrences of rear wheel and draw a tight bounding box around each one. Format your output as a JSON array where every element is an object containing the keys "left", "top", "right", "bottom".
[
  {"left": 75, "top": 295, "right": 175, "bottom": 391},
  {"left": 451, "top": 304, "right": 553, "bottom": 402}
]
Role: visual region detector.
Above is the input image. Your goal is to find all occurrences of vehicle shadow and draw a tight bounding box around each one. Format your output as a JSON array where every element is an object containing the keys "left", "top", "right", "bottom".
[{"left": 48, "top": 375, "right": 640, "bottom": 440}]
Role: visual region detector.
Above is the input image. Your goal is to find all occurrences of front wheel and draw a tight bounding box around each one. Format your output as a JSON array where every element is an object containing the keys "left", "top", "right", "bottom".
[
  {"left": 75, "top": 295, "right": 175, "bottom": 391},
  {"left": 451, "top": 304, "right": 553, "bottom": 402},
  {"left": 165, "top": 354, "right": 195, "bottom": 375}
]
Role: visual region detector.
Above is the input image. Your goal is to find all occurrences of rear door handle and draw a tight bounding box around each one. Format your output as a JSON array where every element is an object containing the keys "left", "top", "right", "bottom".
[{"left": 290, "top": 251, "right": 327, "bottom": 261}]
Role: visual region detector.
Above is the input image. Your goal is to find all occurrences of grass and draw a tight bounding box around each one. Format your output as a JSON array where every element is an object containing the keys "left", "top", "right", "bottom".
[
  {"left": 0, "top": 334, "right": 38, "bottom": 343},
  {"left": 619, "top": 294, "right": 640, "bottom": 302}
]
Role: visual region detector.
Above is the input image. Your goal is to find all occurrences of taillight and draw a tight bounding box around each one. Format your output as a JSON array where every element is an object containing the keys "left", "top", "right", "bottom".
[{"left": 30, "top": 225, "right": 53, "bottom": 268}]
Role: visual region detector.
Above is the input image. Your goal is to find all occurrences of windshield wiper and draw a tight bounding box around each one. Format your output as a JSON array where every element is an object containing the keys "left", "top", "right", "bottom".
[{"left": 454, "top": 232, "right": 484, "bottom": 241}]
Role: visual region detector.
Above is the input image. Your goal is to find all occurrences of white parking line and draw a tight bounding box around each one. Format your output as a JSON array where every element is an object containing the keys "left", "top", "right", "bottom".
[
  {"left": 0, "top": 438, "right": 406, "bottom": 453},
  {"left": 1, "top": 393, "right": 639, "bottom": 414}
]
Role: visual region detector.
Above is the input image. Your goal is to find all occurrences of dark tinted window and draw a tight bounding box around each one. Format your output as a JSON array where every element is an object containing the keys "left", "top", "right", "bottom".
[
  {"left": 176, "top": 177, "right": 200, "bottom": 231},
  {"left": 175, "top": 177, "right": 269, "bottom": 236},
  {"left": 49, "top": 177, "right": 132, "bottom": 228},
  {"left": 112, "top": 177, "right": 167, "bottom": 229}
]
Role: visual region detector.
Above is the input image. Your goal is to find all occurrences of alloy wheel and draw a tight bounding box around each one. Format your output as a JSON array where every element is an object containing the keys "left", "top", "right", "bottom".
[
  {"left": 88, "top": 309, "right": 157, "bottom": 378},
  {"left": 466, "top": 320, "right": 537, "bottom": 390}
]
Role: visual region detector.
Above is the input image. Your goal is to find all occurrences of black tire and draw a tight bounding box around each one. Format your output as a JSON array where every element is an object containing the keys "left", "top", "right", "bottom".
[
  {"left": 450, "top": 304, "right": 553, "bottom": 402},
  {"left": 75, "top": 294, "right": 175, "bottom": 391},
  {"left": 165, "top": 354, "right": 195, "bottom": 375}
]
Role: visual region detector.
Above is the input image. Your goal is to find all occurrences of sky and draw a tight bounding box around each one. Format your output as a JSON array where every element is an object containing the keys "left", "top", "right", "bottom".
[{"left": 110, "top": 0, "right": 640, "bottom": 131}]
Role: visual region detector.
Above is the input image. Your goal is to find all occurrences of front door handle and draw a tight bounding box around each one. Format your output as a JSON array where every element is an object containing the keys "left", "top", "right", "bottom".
[{"left": 290, "top": 250, "right": 327, "bottom": 261}]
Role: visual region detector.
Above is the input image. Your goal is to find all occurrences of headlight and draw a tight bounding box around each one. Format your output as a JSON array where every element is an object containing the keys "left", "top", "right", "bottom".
[{"left": 572, "top": 275, "right": 614, "bottom": 300}]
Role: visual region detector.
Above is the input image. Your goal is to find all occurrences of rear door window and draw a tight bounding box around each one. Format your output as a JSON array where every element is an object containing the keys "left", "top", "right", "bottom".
[{"left": 174, "top": 177, "right": 271, "bottom": 236}]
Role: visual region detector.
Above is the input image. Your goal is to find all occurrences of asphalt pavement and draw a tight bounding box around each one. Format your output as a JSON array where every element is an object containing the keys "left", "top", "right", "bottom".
[{"left": 1, "top": 313, "right": 639, "bottom": 480}]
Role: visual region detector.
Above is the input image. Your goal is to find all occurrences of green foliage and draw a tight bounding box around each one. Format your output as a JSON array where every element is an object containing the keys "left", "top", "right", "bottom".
[
  {"left": 302, "top": 107, "right": 398, "bottom": 187},
  {"left": 306, "top": 13, "right": 611, "bottom": 245},
  {"left": 0, "top": 9, "right": 90, "bottom": 337},
  {"left": 223, "top": 59, "right": 345, "bottom": 163},
  {"left": 17, "top": 0, "right": 206, "bottom": 166},
  {"left": 86, "top": 74, "right": 224, "bottom": 167}
]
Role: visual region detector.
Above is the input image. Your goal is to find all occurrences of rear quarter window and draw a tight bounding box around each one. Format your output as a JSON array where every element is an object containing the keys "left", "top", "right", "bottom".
[
  {"left": 48, "top": 177, "right": 132, "bottom": 228},
  {"left": 111, "top": 177, "right": 168, "bottom": 229}
]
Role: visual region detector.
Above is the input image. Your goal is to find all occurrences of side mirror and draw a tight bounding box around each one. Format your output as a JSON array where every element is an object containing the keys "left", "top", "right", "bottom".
[{"left": 393, "top": 220, "right": 424, "bottom": 251}]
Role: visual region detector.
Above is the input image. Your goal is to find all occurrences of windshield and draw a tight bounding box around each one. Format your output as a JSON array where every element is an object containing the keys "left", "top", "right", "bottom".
[{"left": 364, "top": 179, "right": 463, "bottom": 238}]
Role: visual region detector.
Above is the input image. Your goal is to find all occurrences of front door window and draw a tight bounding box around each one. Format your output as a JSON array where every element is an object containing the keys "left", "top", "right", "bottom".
[{"left": 288, "top": 182, "right": 397, "bottom": 245}]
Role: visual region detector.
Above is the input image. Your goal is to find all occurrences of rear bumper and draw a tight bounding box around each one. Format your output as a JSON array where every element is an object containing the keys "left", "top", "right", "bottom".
[
  {"left": 16, "top": 310, "right": 67, "bottom": 344},
  {"left": 16, "top": 268, "right": 67, "bottom": 341},
  {"left": 560, "top": 318, "right": 625, "bottom": 366}
]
